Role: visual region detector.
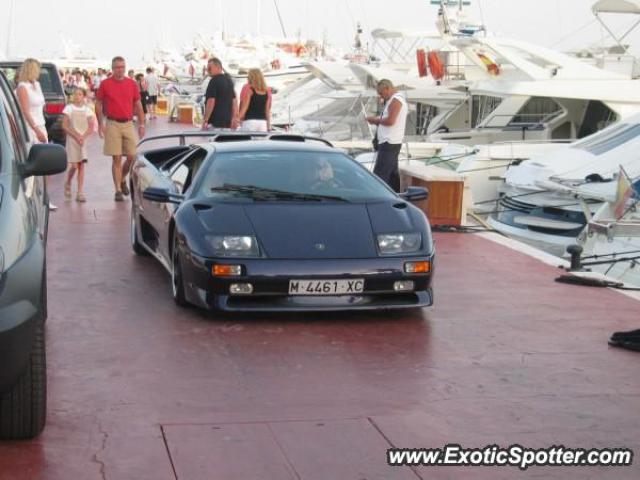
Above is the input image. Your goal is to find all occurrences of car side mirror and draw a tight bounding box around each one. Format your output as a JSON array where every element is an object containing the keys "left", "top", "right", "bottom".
[
  {"left": 400, "top": 186, "right": 429, "bottom": 202},
  {"left": 22, "top": 144, "right": 67, "bottom": 178},
  {"left": 143, "top": 187, "right": 184, "bottom": 204}
]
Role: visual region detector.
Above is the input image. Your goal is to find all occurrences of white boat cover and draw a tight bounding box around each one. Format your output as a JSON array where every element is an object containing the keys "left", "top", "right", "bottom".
[{"left": 593, "top": 0, "right": 640, "bottom": 14}]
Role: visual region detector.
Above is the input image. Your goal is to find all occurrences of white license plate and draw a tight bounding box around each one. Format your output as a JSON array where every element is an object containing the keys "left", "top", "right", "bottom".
[{"left": 288, "top": 279, "right": 365, "bottom": 296}]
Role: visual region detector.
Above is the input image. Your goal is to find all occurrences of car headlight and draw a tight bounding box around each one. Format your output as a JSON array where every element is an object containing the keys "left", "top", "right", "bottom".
[
  {"left": 209, "top": 235, "right": 260, "bottom": 257},
  {"left": 377, "top": 233, "right": 422, "bottom": 255}
]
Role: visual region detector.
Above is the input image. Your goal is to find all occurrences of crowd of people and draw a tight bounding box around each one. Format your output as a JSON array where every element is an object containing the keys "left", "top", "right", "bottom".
[{"left": 13, "top": 55, "right": 405, "bottom": 209}]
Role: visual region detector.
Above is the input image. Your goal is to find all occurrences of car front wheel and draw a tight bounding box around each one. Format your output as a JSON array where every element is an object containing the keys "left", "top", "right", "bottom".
[{"left": 0, "top": 321, "right": 47, "bottom": 439}]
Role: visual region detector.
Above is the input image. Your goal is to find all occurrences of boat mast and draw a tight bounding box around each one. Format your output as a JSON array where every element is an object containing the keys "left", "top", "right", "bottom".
[
  {"left": 6, "top": 0, "right": 15, "bottom": 58},
  {"left": 273, "top": 0, "right": 288, "bottom": 38},
  {"left": 256, "top": 0, "right": 262, "bottom": 36}
]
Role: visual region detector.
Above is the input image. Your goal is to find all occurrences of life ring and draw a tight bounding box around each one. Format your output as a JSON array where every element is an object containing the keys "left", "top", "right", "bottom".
[
  {"left": 477, "top": 52, "right": 500, "bottom": 76},
  {"left": 428, "top": 51, "right": 445, "bottom": 81},
  {"left": 416, "top": 49, "right": 428, "bottom": 77}
]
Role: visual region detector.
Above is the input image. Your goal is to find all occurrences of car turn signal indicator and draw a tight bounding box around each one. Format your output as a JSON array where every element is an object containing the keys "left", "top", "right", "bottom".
[
  {"left": 212, "top": 264, "right": 242, "bottom": 276},
  {"left": 404, "top": 261, "right": 431, "bottom": 274}
]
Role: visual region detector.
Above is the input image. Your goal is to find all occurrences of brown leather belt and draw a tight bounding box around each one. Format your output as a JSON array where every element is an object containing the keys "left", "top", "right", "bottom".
[{"left": 107, "top": 117, "right": 132, "bottom": 123}]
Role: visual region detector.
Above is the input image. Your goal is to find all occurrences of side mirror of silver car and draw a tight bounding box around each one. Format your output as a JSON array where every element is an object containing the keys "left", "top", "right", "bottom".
[{"left": 22, "top": 144, "right": 67, "bottom": 178}]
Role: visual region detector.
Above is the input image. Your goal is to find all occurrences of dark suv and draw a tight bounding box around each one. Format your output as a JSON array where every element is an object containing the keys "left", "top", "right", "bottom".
[
  {"left": 0, "top": 61, "right": 67, "bottom": 145},
  {"left": 0, "top": 70, "right": 67, "bottom": 439}
]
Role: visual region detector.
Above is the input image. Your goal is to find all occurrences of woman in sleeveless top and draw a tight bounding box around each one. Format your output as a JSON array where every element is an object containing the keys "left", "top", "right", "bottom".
[
  {"left": 16, "top": 58, "right": 58, "bottom": 210},
  {"left": 239, "top": 69, "right": 271, "bottom": 132},
  {"left": 16, "top": 58, "right": 48, "bottom": 144}
]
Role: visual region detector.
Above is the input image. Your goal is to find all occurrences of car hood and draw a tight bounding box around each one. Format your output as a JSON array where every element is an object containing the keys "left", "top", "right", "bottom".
[{"left": 191, "top": 200, "right": 422, "bottom": 259}]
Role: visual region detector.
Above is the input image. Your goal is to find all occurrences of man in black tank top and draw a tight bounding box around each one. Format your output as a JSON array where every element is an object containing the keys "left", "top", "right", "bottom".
[{"left": 202, "top": 58, "right": 238, "bottom": 129}]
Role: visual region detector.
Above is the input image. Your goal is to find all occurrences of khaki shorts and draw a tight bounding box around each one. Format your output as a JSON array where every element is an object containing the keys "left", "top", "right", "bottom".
[{"left": 104, "top": 120, "right": 138, "bottom": 157}]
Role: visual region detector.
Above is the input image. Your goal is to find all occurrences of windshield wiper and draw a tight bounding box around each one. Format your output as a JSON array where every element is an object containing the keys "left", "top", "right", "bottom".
[{"left": 211, "top": 184, "right": 349, "bottom": 202}]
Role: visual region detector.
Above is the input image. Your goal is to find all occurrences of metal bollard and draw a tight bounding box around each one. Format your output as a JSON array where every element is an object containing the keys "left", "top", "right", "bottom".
[{"left": 566, "top": 244, "right": 584, "bottom": 271}]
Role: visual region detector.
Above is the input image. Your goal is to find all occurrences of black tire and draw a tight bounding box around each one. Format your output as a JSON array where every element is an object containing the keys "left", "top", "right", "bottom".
[
  {"left": 0, "top": 322, "right": 47, "bottom": 439},
  {"left": 171, "top": 233, "right": 189, "bottom": 307},
  {"left": 131, "top": 209, "right": 149, "bottom": 256},
  {"left": 40, "top": 264, "right": 48, "bottom": 323}
]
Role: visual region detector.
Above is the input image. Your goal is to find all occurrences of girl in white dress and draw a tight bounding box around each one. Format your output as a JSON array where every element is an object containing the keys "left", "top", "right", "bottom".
[
  {"left": 62, "top": 88, "right": 95, "bottom": 202},
  {"left": 16, "top": 58, "right": 57, "bottom": 209}
]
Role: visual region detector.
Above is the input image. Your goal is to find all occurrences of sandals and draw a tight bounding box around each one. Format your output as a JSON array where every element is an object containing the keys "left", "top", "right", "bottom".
[
  {"left": 76, "top": 193, "right": 86, "bottom": 203},
  {"left": 64, "top": 183, "right": 72, "bottom": 199}
]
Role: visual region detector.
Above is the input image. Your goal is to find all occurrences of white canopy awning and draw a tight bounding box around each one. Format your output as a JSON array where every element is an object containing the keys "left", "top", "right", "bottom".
[
  {"left": 593, "top": 0, "right": 640, "bottom": 14},
  {"left": 370, "top": 28, "right": 441, "bottom": 40}
]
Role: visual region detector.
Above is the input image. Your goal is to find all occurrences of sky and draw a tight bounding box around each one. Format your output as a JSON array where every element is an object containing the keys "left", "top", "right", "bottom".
[{"left": 3, "top": 0, "right": 640, "bottom": 66}]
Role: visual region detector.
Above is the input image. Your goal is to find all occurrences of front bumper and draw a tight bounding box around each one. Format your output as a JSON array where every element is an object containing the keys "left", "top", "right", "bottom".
[
  {"left": 182, "top": 254, "right": 435, "bottom": 312},
  {"left": 0, "top": 240, "right": 44, "bottom": 392}
]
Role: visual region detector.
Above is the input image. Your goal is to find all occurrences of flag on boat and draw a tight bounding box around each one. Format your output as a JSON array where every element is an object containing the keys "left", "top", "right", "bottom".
[{"left": 614, "top": 165, "right": 639, "bottom": 219}]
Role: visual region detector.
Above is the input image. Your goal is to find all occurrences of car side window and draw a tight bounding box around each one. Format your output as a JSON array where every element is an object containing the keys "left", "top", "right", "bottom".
[
  {"left": 170, "top": 162, "right": 190, "bottom": 193},
  {"left": 0, "top": 77, "right": 28, "bottom": 163},
  {"left": 0, "top": 97, "right": 26, "bottom": 169},
  {"left": 169, "top": 148, "right": 208, "bottom": 193},
  {"left": 0, "top": 104, "right": 16, "bottom": 173}
]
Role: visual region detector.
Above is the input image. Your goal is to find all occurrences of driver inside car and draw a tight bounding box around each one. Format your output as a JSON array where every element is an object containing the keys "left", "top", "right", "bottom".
[{"left": 308, "top": 157, "right": 340, "bottom": 191}]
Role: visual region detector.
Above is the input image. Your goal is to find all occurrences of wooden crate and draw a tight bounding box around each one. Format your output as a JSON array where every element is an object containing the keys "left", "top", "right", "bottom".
[
  {"left": 156, "top": 97, "right": 168, "bottom": 115},
  {"left": 400, "top": 162, "right": 466, "bottom": 226},
  {"left": 177, "top": 105, "right": 193, "bottom": 124}
]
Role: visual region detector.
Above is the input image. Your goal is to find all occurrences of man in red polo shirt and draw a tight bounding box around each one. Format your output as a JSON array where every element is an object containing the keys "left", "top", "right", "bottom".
[{"left": 96, "top": 56, "right": 146, "bottom": 201}]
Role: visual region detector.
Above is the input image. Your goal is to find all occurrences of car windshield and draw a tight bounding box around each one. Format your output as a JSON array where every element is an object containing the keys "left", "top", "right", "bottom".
[
  {"left": 197, "top": 150, "right": 396, "bottom": 202},
  {"left": 0, "top": 66, "right": 57, "bottom": 94}
]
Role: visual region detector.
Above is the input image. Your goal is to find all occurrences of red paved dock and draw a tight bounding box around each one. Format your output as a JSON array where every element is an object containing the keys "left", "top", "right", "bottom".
[{"left": 1, "top": 121, "right": 639, "bottom": 479}]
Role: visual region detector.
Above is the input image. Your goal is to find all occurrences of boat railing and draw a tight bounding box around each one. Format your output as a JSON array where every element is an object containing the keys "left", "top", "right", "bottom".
[
  {"left": 480, "top": 111, "right": 564, "bottom": 130},
  {"left": 433, "top": 111, "right": 565, "bottom": 141}
]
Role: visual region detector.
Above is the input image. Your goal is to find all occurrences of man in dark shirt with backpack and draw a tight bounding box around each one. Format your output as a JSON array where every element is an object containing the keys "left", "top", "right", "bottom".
[{"left": 201, "top": 58, "right": 238, "bottom": 129}]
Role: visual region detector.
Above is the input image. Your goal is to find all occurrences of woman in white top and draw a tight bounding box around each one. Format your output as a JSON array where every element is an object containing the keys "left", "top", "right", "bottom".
[
  {"left": 16, "top": 58, "right": 58, "bottom": 210},
  {"left": 16, "top": 58, "right": 48, "bottom": 144}
]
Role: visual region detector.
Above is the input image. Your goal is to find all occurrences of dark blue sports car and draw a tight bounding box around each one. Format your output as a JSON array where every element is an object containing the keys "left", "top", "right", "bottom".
[{"left": 130, "top": 133, "right": 434, "bottom": 311}]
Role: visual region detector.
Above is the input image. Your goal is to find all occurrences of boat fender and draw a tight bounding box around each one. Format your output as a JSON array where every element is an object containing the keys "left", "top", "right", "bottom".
[
  {"left": 428, "top": 51, "right": 445, "bottom": 81},
  {"left": 416, "top": 49, "right": 428, "bottom": 78}
]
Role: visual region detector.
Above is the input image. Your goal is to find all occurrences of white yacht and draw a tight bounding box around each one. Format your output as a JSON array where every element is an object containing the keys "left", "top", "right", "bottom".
[
  {"left": 487, "top": 112, "right": 640, "bottom": 254},
  {"left": 573, "top": 176, "right": 640, "bottom": 287}
]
